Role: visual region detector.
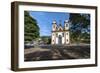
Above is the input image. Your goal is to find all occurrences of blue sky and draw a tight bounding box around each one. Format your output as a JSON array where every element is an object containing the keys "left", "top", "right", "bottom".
[{"left": 29, "top": 11, "right": 69, "bottom": 36}]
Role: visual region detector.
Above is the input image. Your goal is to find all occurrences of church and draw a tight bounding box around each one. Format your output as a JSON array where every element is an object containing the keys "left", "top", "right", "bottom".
[{"left": 51, "top": 20, "right": 70, "bottom": 45}]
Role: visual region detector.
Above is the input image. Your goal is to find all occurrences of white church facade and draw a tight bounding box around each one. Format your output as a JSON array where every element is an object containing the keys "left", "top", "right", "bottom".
[{"left": 51, "top": 20, "right": 70, "bottom": 45}]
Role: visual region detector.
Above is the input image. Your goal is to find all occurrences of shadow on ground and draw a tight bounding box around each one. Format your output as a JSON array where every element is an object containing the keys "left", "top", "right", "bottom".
[{"left": 24, "top": 45, "right": 90, "bottom": 61}]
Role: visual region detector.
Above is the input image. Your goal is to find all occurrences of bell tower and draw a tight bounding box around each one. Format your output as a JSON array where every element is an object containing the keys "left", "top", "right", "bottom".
[
  {"left": 52, "top": 20, "right": 57, "bottom": 31},
  {"left": 64, "top": 20, "right": 69, "bottom": 30},
  {"left": 51, "top": 20, "right": 57, "bottom": 44},
  {"left": 64, "top": 20, "right": 70, "bottom": 44}
]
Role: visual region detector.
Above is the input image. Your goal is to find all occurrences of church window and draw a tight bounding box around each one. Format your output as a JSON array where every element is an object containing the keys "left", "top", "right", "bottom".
[
  {"left": 66, "top": 39, "right": 68, "bottom": 42},
  {"left": 56, "top": 33, "right": 58, "bottom": 37},
  {"left": 62, "top": 33, "right": 64, "bottom": 37},
  {"left": 53, "top": 25, "right": 55, "bottom": 28},
  {"left": 66, "top": 32, "right": 68, "bottom": 35},
  {"left": 66, "top": 23, "right": 68, "bottom": 27}
]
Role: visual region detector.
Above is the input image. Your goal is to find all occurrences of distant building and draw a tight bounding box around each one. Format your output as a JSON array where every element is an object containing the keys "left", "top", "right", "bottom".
[{"left": 51, "top": 20, "right": 70, "bottom": 45}]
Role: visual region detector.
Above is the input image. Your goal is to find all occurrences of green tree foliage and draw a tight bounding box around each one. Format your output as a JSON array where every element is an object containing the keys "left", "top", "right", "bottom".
[
  {"left": 41, "top": 36, "right": 51, "bottom": 44},
  {"left": 69, "top": 13, "right": 90, "bottom": 43},
  {"left": 24, "top": 11, "right": 40, "bottom": 43}
]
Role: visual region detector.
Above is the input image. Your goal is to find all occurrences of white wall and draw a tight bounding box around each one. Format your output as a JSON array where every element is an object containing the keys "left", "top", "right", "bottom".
[
  {"left": 0, "top": 0, "right": 99, "bottom": 73},
  {"left": 51, "top": 32, "right": 55, "bottom": 44}
]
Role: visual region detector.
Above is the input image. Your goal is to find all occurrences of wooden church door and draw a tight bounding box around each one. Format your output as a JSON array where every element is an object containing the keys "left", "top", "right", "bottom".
[{"left": 58, "top": 35, "right": 62, "bottom": 44}]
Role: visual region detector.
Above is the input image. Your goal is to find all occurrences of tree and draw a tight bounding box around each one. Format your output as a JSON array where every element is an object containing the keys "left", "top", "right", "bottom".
[
  {"left": 69, "top": 13, "right": 90, "bottom": 43},
  {"left": 41, "top": 36, "right": 51, "bottom": 44},
  {"left": 24, "top": 11, "right": 40, "bottom": 43}
]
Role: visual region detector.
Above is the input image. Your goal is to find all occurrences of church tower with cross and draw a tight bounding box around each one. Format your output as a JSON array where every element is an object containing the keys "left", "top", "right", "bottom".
[{"left": 51, "top": 20, "right": 70, "bottom": 45}]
